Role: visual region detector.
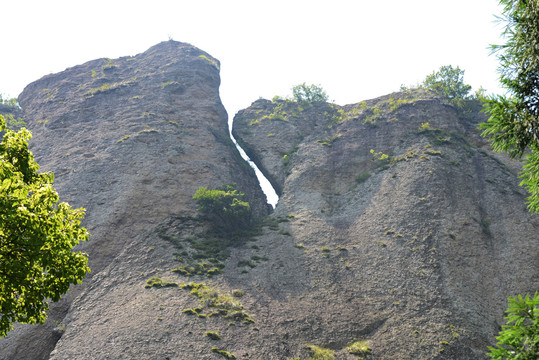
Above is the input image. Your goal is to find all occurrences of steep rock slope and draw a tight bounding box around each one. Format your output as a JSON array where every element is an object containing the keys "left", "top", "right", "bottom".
[
  {"left": 0, "top": 41, "right": 269, "bottom": 360},
  {"left": 232, "top": 91, "right": 539, "bottom": 359},
  {"left": 2, "top": 41, "right": 538, "bottom": 360}
]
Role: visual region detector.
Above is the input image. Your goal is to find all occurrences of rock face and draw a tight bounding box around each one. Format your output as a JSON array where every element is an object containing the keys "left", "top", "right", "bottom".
[
  {"left": 232, "top": 91, "right": 539, "bottom": 359},
  {"left": 0, "top": 41, "right": 269, "bottom": 360},
  {"left": 1, "top": 41, "right": 538, "bottom": 360}
]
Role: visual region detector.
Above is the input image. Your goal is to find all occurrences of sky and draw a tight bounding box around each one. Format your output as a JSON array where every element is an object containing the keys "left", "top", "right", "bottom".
[
  {"left": 2, "top": 1, "right": 506, "bottom": 206},
  {"left": 3, "top": 0, "right": 505, "bottom": 118}
]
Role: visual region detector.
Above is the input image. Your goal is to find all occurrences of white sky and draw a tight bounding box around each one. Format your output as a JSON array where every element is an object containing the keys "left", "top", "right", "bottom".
[
  {"left": 2, "top": 0, "right": 505, "bottom": 119},
  {"left": 1, "top": 0, "right": 506, "bottom": 207}
]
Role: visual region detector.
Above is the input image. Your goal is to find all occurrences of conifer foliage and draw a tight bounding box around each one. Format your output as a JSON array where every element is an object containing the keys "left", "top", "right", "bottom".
[
  {"left": 480, "top": 0, "right": 539, "bottom": 213},
  {"left": 487, "top": 292, "right": 539, "bottom": 359}
]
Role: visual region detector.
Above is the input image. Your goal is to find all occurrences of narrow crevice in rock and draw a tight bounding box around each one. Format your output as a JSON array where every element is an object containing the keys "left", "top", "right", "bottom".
[{"left": 229, "top": 118, "right": 279, "bottom": 208}]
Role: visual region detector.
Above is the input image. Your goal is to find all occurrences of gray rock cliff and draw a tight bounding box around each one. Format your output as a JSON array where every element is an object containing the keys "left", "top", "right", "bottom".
[
  {"left": 0, "top": 41, "right": 269, "bottom": 360},
  {"left": 232, "top": 90, "right": 539, "bottom": 359},
  {"left": 1, "top": 41, "right": 538, "bottom": 359}
]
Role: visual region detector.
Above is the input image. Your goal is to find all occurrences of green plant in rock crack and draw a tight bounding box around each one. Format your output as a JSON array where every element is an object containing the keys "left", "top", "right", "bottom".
[
  {"left": 305, "top": 344, "right": 336, "bottom": 360},
  {"left": 145, "top": 277, "right": 178, "bottom": 289},
  {"left": 158, "top": 184, "right": 262, "bottom": 279},
  {"left": 102, "top": 58, "right": 116, "bottom": 70},
  {"left": 193, "top": 184, "right": 251, "bottom": 232},
  {"left": 320, "top": 245, "right": 331, "bottom": 257},
  {"left": 363, "top": 105, "right": 381, "bottom": 126},
  {"left": 211, "top": 347, "right": 236, "bottom": 359},
  {"left": 388, "top": 95, "right": 414, "bottom": 112},
  {"left": 316, "top": 132, "right": 341, "bottom": 147},
  {"left": 198, "top": 54, "right": 220, "bottom": 69},
  {"left": 347, "top": 340, "right": 372, "bottom": 357},
  {"left": 204, "top": 331, "right": 222, "bottom": 340},
  {"left": 180, "top": 282, "right": 254, "bottom": 325}
]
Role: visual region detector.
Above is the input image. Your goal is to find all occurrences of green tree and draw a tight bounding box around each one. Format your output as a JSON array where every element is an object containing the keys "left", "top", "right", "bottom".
[
  {"left": 0, "top": 95, "right": 20, "bottom": 109},
  {"left": 291, "top": 83, "right": 329, "bottom": 104},
  {"left": 193, "top": 184, "right": 251, "bottom": 232},
  {"left": 0, "top": 115, "right": 90, "bottom": 337},
  {"left": 0, "top": 94, "right": 24, "bottom": 131},
  {"left": 487, "top": 292, "right": 539, "bottom": 359},
  {"left": 3, "top": 114, "right": 26, "bottom": 131},
  {"left": 480, "top": 0, "right": 539, "bottom": 213},
  {"left": 481, "top": 2, "right": 539, "bottom": 358},
  {"left": 422, "top": 65, "right": 472, "bottom": 102}
]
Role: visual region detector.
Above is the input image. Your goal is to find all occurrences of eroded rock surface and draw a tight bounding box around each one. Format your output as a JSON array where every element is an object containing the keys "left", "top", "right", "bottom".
[
  {"left": 2, "top": 42, "right": 538, "bottom": 360},
  {"left": 0, "top": 41, "right": 269, "bottom": 360},
  {"left": 232, "top": 90, "right": 539, "bottom": 359}
]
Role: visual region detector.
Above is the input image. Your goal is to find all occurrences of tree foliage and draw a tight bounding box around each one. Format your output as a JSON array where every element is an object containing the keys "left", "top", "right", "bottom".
[
  {"left": 481, "top": 2, "right": 539, "bottom": 358},
  {"left": 193, "top": 184, "right": 251, "bottom": 232},
  {"left": 487, "top": 292, "right": 539, "bottom": 359},
  {"left": 422, "top": 65, "right": 472, "bottom": 102},
  {"left": 291, "top": 83, "right": 329, "bottom": 104},
  {"left": 0, "top": 95, "right": 20, "bottom": 109},
  {"left": 480, "top": 0, "right": 539, "bottom": 213},
  {"left": 0, "top": 115, "right": 90, "bottom": 337},
  {"left": 3, "top": 114, "right": 26, "bottom": 131},
  {"left": 0, "top": 94, "right": 24, "bottom": 130}
]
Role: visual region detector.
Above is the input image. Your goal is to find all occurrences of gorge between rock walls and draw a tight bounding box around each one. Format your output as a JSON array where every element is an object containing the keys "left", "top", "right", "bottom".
[{"left": 228, "top": 120, "right": 279, "bottom": 208}]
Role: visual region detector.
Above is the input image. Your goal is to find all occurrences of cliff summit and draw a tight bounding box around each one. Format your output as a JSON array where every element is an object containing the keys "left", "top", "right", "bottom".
[{"left": 0, "top": 41, "right": 537, "bottom": 359}]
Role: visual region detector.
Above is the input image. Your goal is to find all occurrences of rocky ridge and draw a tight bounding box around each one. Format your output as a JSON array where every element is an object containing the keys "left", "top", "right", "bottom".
[
  {"left": 0, "top": 41, "right": 269, "bottom": 360},
  {"left": 0, "top": 41, "right": 537, "bottom": 360},
  {"left": 232, "top": 90, "right": 539, "bottom": 358}
]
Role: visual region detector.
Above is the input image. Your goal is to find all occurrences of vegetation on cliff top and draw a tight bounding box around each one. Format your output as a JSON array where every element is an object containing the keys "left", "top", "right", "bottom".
[
  {"left": 422, "top": 65, "right": 472, "bottom": 101},
  {"left": 291, "top": 83, "right": 329, "bottom": 104}
]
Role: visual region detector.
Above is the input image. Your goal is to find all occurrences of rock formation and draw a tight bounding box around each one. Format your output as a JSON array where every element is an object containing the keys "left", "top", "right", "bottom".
[
  {"left": 0, "top": 41, "right": 538, "bottom": 359},
  {"left": 0, "top": 41, "right": 269, "bottom": 360},
  {"left": 232, "top": 91, "right": 539, "bottom": 359}
]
